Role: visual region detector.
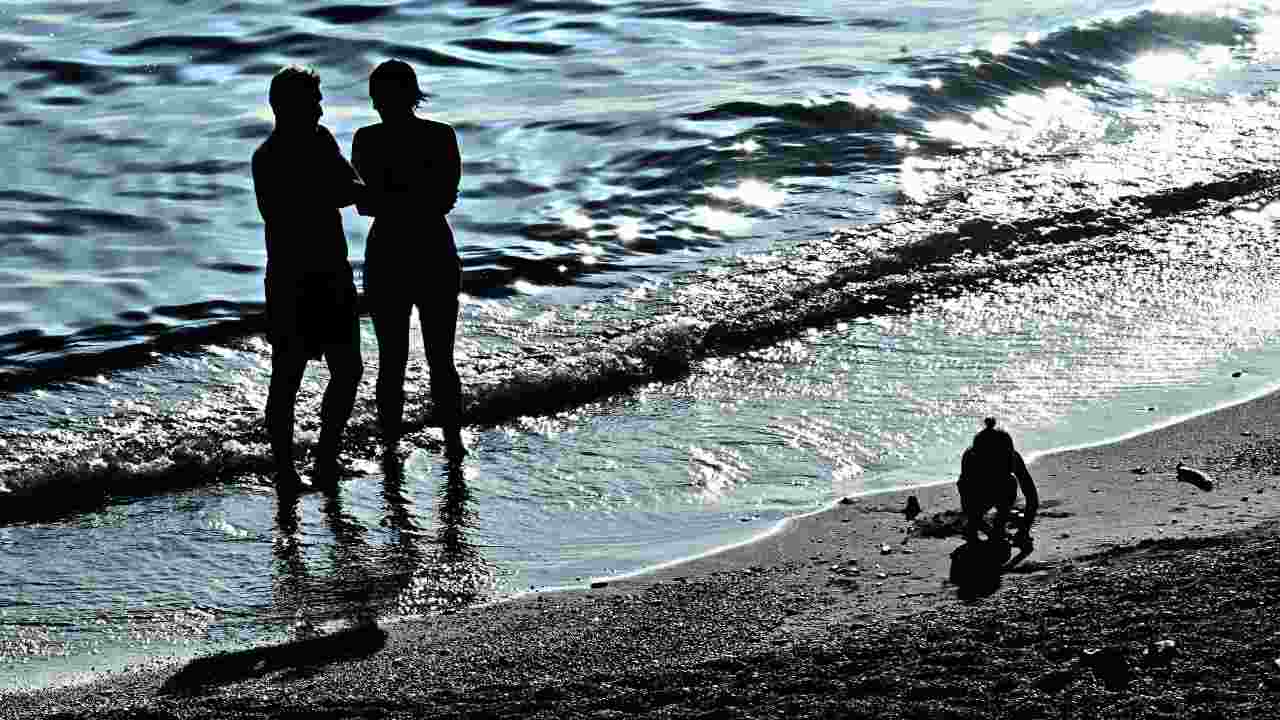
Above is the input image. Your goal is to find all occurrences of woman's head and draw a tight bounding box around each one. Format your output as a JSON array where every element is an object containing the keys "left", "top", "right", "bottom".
[{"left": 369, "top": 59, "right": 428, "bottom": 115}]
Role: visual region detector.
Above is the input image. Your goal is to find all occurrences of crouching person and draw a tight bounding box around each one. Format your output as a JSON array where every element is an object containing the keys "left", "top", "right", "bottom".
[{"left": 958, "top": 417, "right": 1039, "bottom": 549}]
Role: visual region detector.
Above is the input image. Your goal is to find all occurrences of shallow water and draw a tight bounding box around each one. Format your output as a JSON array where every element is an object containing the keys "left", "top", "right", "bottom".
[
  {"left": 0, "top": 0, "right": 1255, "bottom": 367},
  {"left": 7, "top": 0, "right": 1280, "bottom": 692}
]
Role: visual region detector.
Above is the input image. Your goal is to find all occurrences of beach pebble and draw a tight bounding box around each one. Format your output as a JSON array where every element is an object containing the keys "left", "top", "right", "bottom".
[
  {"left": 903, "top": 496, "right": 921, "bottom": 520},
  {"left": 1143, "top": 639, "right": 1177, "bottom": 667},
  {"left": 1047, "top": 602, "right": 1074, "bottom": 617},
  {"left": 590, "top": 581, "right": 608, "bottom": 589},
  {"left": 1034, "top": 666, "right": 1078, "bottom": 693},
  {"left": 1175, "top": 462, "right": 1214, "bottom": 492},
  {"left": 879, "top": 543, "right": 892, "bottom": 555},
  {"left": 1081, "top": 646, "right": 1131, "bottom": 690}
]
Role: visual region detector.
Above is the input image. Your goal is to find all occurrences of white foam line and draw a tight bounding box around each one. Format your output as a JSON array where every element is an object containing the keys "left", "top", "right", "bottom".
[{"left": 1021, "top": 379, "right": 1280, "bottom": 465}]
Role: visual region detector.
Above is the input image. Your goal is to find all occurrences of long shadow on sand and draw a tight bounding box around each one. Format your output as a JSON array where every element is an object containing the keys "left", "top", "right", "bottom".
[{"left": 160, "top": 622, "right": 387, "bottom": 695}]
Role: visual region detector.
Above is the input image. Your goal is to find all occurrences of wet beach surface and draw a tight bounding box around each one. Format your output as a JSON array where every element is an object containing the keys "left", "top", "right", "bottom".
[{"left": 7, "top": 383, "right": 1280, "bottom": 719}]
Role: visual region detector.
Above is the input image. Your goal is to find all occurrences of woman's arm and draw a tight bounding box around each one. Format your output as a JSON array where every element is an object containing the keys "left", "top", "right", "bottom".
[{"left": 438, "top": 124, "right": 460, "bottom": 214}]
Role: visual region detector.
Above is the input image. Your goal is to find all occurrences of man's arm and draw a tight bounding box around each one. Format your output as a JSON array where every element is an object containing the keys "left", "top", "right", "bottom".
[
  {"left": 251, "top": 151, "right": 272, "bottom": 222},
  {"left": 322, "top": 127, "right": 365, "bottom": 209}
]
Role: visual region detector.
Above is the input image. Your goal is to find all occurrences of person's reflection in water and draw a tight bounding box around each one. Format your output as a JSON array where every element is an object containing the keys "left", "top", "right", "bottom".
[
  {"left": 384, "top": 454, "right": 493, "bottom": 615},
  {"left": 435, "top": 460, "right": 476, "bottom": 564},
  {"left": 270, "top": 454, "right": 493, "bottom": 633},
  {"left": 320, "top": 488, "right": 379, "bottom": 626},
  {"left": 379, "top": 451, "right": 429, "bottom": 614},
  {"left": 271, "top": 484, "right": 381, "bottom": 635},
  {"left": 271, "top": 484, "right": 321, "bottom": 638}
]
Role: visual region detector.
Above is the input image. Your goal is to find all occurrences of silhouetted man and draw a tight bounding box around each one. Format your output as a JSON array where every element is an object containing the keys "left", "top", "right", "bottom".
[{"left": 252, "top": 65, "right": 365, "bottom": 487}]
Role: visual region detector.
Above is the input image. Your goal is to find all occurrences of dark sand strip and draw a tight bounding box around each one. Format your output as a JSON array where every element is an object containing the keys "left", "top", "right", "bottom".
[{"left": 6, "top": 389, "right": 1280, "bottom": 718}]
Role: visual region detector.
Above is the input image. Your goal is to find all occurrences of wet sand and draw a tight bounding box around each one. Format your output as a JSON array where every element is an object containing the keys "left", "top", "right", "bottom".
[{"left": 6, "top": 387, "right": 1280, "bottom": 718}]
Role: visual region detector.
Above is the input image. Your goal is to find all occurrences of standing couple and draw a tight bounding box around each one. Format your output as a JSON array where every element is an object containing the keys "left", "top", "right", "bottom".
[{"left": 251, "top": 60, "right": 465, "bottom": 488}]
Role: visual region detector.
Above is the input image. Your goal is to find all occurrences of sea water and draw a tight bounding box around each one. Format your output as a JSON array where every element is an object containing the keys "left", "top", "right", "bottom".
[{"left": 5, "top": 0, "right": 1280, "bottom": 690}]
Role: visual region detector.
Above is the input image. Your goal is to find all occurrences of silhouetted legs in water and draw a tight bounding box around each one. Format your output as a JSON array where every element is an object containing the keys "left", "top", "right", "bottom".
[
  {"left": 266, "top": 320, "right": 363, "bottom": 486},
  {"left": 369, "top": 285, "right": 464, "bottom": 459}
]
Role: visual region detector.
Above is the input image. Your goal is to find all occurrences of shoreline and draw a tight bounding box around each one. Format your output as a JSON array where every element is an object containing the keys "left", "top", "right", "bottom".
[
  {"left": 7, "top": 382, "right": 1280, "bottom": 717},
  {"left": 6, "top": 375, "right": 1272, "bottom": 696},
  {"left": 575, "top": 373, "right": 1280, "bottom": 594},
  {"left": 538, "top": 375, "right": 1280, "bottom": 598}
]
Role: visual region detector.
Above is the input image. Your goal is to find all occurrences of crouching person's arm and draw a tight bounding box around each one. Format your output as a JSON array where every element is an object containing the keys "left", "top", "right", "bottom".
[{"left": 1012, "top": 450, "right": 1038, "bottom": 536}]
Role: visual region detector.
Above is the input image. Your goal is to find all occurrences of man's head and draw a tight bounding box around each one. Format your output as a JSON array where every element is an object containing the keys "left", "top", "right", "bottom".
[
  {"left": 269, "top": 65, "right": 322, "bottom": 129},
  {"left": 369, "top": 59, "right": 428, "bottom": 117}
]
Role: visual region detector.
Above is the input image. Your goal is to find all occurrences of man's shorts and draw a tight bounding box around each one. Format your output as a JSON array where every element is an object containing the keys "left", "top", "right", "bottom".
[{"left": 265, "top": 270, "right": 359, "bottom": 360}]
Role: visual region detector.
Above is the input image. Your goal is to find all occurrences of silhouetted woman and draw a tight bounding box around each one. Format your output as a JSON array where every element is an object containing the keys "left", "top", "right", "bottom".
[{"left": 353, "top": 60, "right": 465, "bottom": 459}]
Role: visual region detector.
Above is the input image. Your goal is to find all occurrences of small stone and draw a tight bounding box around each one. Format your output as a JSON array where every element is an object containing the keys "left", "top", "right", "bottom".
[
  {"left": 1081, "top": 646, "right": 1130, "bottom": 690},
  {"left": 1034, "top": 666, "right": 1077, "bottom": 693},
  {"left": 1176, "top": 462, "right": 1214, "bottom": 492},
  {"left": 839, "top": 496, "right": 854, "bottom": 505},
  {"left": 590, "top": 581, "right": 608, "bottom": 589},
  {"left": 879, "top": 543, "right": 892, "bottom": 555},
  {"left": 903, "top": 495, "right": 921, "bottom": 520},
  {"left": 1143, "top": 639, "right": 1177, "bottom": 667}
]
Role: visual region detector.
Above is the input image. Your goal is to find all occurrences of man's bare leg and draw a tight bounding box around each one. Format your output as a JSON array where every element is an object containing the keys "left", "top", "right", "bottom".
[
  {"left": 267, "top": 347, "right": 309, "bottom": 488},
  {"left": 313, "top": 320, "right": 364, "bottom": 484}
]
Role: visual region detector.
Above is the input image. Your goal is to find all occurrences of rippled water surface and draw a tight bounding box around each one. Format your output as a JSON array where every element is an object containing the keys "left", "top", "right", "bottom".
[{"left": 7, "top": 0, "right": 1280, "bottom": 692}]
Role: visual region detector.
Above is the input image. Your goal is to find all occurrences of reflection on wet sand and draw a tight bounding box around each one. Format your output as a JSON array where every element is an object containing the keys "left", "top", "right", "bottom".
[{"left": 271, "top": 455, "right": 494, "bottom": 637}]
